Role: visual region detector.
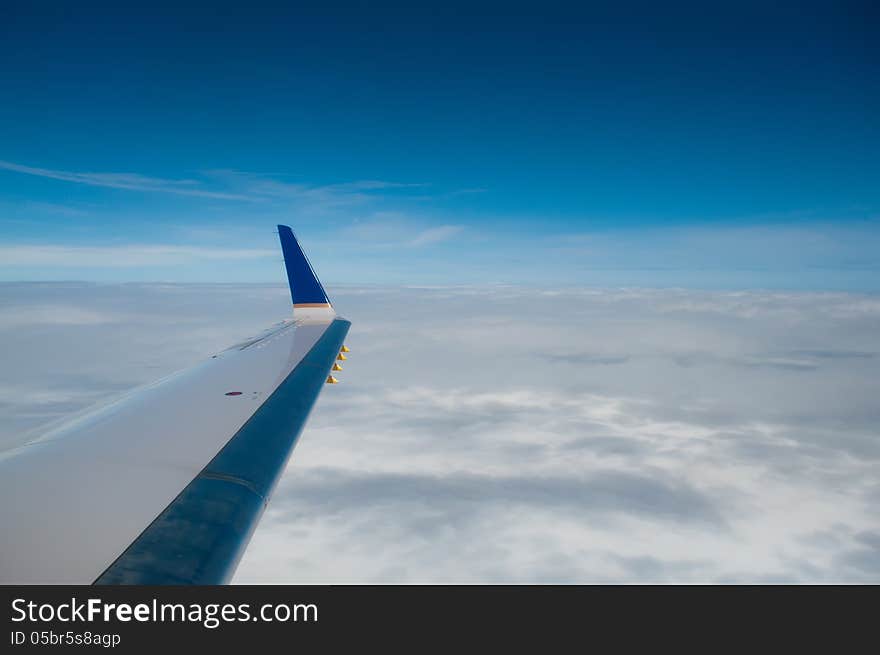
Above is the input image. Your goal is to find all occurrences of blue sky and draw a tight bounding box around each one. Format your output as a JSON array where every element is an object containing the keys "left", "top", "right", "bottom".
[{"left": 1, "top": 2, "right": 878, "bottom": 288}]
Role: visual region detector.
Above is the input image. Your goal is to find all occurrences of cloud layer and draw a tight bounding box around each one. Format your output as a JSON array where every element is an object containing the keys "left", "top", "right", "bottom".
[{"left": 0, "top": 283, "right": 878, "bottom": 582}]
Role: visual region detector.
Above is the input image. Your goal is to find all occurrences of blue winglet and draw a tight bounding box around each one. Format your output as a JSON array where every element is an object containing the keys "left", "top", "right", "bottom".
[{"left": 277, "top": 225, "right": 331, "bottom": 308}]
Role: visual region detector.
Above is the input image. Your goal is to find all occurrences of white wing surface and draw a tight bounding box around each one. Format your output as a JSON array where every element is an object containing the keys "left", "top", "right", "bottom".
[{"left": 0, "top": 226, "right": 350, "bottom": 584}]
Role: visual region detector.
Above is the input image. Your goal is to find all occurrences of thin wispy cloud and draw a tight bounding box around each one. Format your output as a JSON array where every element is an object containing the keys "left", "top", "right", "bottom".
[
  {"left": 0, "top": 160, "right": 425, "bottom": 207},
  {"left": 0, "top": 160, "right": 252, "bottom": 201},
  {"left": 0, "top": 244, "right": 275, "bottom": 267},
  {"left": 549, "top": 223, "right": 880, "bottom": 272},
  {"left": 200, "top": 170, "right": 428, "bottom": 211},
  {"left": 14, "top": 201, "right": 90, "bottom": 217},
  {"left": 343, "top": 215, "right": 465, "bottom": 248},
  {"left": 408, "top": 225, "right": 463, "bottom": 246}
]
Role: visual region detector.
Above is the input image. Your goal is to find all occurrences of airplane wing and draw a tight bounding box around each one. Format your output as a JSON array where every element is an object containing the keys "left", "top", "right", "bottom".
[{"left": 0, "top": 225, "right": 351, "bottom": 584}]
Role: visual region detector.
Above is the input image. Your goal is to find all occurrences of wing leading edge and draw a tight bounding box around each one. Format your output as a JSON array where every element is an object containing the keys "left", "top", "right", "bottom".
[{"left": 0, "top": 225, "right": 350, "bottom": 584}]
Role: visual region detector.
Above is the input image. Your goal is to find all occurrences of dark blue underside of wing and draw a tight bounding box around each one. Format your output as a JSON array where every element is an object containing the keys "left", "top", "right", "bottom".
[{"left": 94, "top": 318, "right": 350, "bottom": 585}]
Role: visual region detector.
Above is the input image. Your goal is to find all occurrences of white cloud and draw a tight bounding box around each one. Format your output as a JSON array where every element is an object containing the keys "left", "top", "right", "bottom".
[
  {"left": 0, "top": 283, "right": 878, "bottom": 582},
  {"left": 0, "top": 304, "right": 118, "bottom": 328}
]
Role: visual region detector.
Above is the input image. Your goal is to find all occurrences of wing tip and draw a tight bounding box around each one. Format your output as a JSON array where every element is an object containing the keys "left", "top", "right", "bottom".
[{"left": 277, "top": 224, "right": 332, "bottom": 310}]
